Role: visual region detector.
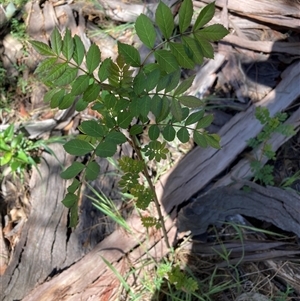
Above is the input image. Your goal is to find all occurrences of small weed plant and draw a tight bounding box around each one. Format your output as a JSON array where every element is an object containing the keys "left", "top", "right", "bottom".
[
  {"left": 248, "top": 106, "right": 295, "bottom": 186},
  {"left": 31, "top": 0, "right": 228, "bottom": 244},
  {"left": 30, "top": 1, "right": 229, "bottom": 297},
  {"left": 0, "top": 124, "right": 65, "bottom": 180}
]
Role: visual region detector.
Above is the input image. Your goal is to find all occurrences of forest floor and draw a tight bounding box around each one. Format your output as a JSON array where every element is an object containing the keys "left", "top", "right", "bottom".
[{"left": 0, "top": 0, "right": 300, "bottom": 300}]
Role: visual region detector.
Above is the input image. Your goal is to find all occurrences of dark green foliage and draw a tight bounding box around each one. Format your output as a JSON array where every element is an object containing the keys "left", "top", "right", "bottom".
[{"left": 31, "top": 0, "right": 228, "bottom": 228}]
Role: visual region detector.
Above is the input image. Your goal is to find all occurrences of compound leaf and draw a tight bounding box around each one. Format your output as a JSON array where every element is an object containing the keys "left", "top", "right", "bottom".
[{"left": 135, "top": 14, "right": 156, "bottom": 49}]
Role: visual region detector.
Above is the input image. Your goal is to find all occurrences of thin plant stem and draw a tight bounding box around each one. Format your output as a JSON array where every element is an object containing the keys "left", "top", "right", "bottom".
[{"left": 130, "top": 134, "right": 171, "bottom": 249}]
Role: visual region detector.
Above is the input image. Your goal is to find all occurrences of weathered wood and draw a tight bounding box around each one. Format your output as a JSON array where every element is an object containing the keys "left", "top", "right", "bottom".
[
  {"left": 156, "top": 60, "right": 300, "bottom": 213},
  {"left": 177, "top": 181, "right": 300, "bottom": 236},
  {"left": 1, "top": 144, "right": 79, "bottom": 301}
]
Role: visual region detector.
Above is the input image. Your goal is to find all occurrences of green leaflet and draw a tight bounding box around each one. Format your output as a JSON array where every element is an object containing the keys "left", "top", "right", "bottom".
[
  {"left": 86, "top": 43, "right": 101, "bottom": 73},
  {"left": 106, "top": 131, "right": 127, "bottom": 144},
  {"left": 118, "top": 42, "right": 141, "bottom": 67},
  {"left": 54, "top": 66, "right": 78, "bottom": 86},
  {"left": 205, "top": 133, "right": 221, "bottom": 149},
  {"left": 135, "top": 14, "right": 156, "bottom": 49},
  {"left": 35, "top": 57, "right": 57, "bottom": 77},
  {"left": 67, "top": 179, "right": 80, "bottom": 193},
  {"left": 154, "top": 50, "right": 179, "bottom": 74},
  {"left": 73, "top": 35, "right": 85, "bottom": 65},
  {"left": 118, "top": 111, "right": 133, "bottom": 129},
  {"left": 85, "top": 161, "right": 100, "bottom": 180},
  {"left": 162, "top": 124, "right": 176, "bottom": 141},
  {"left": 30, "top": 40, "right": 56, "bottom": 56},
  {"left": 50, "top": 89, "right": 65, "bottom": 108},
  {"left": 150, "top": 95, "right": 162, "bottom": 118},
  {"left": 156, "top": 96, "right": 170, "bottom": 122},
  {"left": 179, "top": 95, "right": 203, "bottom": 108},
  {"left": 194, "top": 1, "right": 215, "bottom": 30},
  {"left": 133, "top": 71, "right": 147, "bottom": 94},
  {"left": 80, "top": 120, "right": 106, "bottom": 137},
  {"left": 129, "top": 124, "right": 143, "bottom": 135},
  {"left": 95, "top": 141, "right": 116, "bottom": 157},
  {"left": 193, "top": 34, "right": 214, "bottom": 58},
  {"left": 178, "top": 0, "right": 193, "bottom": 33},
  {"left": 169, "top": 42, "right": 195, "bottom": 69},
  {"left": 193, "top": 131, "right": 207, "bottom": 147},
  {"left": 196, "top": 114, "right": 214, "bottom": 129},
  {"left": 177, "top": 127, "right": 189, "bottom": 143},
  {"left": 174, "top": 75, "right": 195, "bottom": 96},
  {"left": 50, "top": 27, "right": 62, "bottom": 55},
  {"left": 64, "top": 139, "right": 94, "bottom": 156},
  {"left": 62, "top": 193, "right": 78, "bottom": 208},
  {"left": 44, "top": 63, "right": 67, "bottom": 82},
  {"left": 197, "top": 24, "right": 229, "bottom": 41},
  {"left": 148, "top": 124, "right": 160, "bottom": 140},
  {"left": 185, "top": 110, "right": 205, "bottom": 126},
  {"left": 98, "top": 58, "right": 112, "bottom": 82},
  {"left": 83, "top": 82, "right": 101, "bottom": 103},
  {"left": 59, "top": 94, "right": 76, "bottom": 109},
  {"left": 155, "top": 1, "right": 174, "bottom": 39},
  {"left": 62, "top": 29, "right": 74, "bottom": 61},
  {"left": 181, "top": 36, "right": 204, "bottom": 64},
  {"left": 170, "top": 98, "right": 182, "bottom": 122},
  {"left": 44, "top": 88, "right": 60, "bottom": 103},
  {"left": 75, "top": 98, "right": 88, "bottom": 112},
  {"left": 61, "top": 162, "right": 85, "bottom": 179},
  {"left": 145, "top": 68, "right": 161, "bottom": 92},
  {"left": 71, "top": 75, "right": 90, "bottom": 95}
]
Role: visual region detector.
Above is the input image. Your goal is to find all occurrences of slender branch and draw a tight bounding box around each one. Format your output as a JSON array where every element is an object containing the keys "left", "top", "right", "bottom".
[{"left": 130, "top": 134, "right": 171, "bottom": 249}]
